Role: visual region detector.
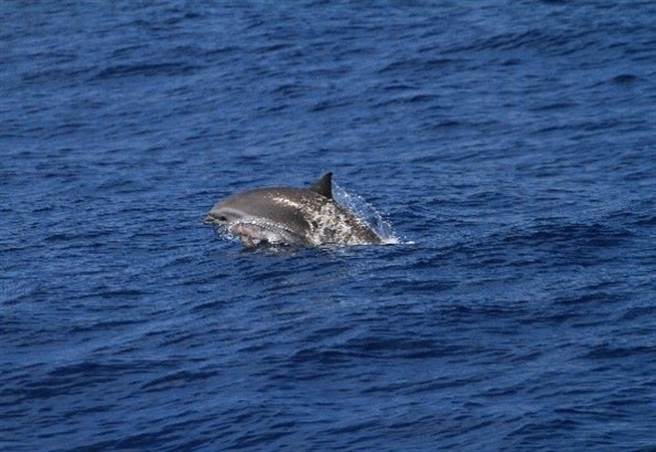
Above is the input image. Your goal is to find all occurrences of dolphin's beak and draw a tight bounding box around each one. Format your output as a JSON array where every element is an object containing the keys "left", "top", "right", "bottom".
[
  {"left": 204, "top": 209, "right": 230, "bottom": 225},
  {"left": 204, "top": 212, "right": 223, "bottom": 225}
]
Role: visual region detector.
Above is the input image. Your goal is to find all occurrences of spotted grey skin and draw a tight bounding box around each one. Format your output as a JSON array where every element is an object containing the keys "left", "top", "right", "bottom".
[{"left": 205, "top": 173, "right": 381, "bottom": 248}]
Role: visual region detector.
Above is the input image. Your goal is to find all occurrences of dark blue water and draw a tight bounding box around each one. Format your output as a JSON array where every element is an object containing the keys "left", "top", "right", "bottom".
[{"left": 2, "top": 1, "right": 656, "bottom": 450}]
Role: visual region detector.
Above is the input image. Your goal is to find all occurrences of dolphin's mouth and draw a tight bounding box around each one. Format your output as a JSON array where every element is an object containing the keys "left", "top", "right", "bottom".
[
  {"left": 230, "top": 220, "right": 307, "bottom": 247},
  {"left": 205, "top": 214, "right": 307, "bottom": 248},
  {"left": 204, "top": 212, "right": 228, "bottom": 225}
]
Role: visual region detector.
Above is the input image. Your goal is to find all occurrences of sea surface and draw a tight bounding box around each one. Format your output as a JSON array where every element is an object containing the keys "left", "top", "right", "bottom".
[{"left": 2, "top": 1, "right": 656, "bottom": 450}]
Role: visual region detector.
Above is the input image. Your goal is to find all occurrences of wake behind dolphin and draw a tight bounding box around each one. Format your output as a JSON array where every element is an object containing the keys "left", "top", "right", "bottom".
[{"left": 205, "top": 172, "right": 388, "bottom": 248}]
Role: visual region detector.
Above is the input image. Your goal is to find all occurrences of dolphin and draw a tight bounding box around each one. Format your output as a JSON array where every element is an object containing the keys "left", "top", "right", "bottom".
[{"left": 205, "top": 172, "right": 382, "bottom": 248}]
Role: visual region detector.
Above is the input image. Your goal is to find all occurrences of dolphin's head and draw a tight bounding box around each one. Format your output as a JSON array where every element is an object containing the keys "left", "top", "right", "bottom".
[
  {"left": 205, "top": 190, "right": 314, "bottom": 247},
  {"left": 205, "top": 173, "right": 334, "bottom": 227},
  {"left": 205, "top": 179, "right": 329, "bottom": 230},
  {"left": 204, "top": 202, "right": 246, "bottom": 226}
]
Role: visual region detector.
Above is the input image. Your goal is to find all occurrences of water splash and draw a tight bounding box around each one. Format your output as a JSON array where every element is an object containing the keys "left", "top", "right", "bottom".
[{"left": 333, "top": 183, "right": 400, "bottom": 244}]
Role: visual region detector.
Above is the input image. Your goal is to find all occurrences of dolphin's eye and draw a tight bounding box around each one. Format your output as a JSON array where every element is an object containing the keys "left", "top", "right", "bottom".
[{"left": 217, "top": 216, "right": 228, "bottom": 222}]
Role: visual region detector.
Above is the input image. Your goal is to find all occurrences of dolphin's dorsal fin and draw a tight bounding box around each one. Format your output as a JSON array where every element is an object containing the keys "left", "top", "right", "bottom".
[{"left": 309, "top": 172, "right": 333, "bottom": 199}]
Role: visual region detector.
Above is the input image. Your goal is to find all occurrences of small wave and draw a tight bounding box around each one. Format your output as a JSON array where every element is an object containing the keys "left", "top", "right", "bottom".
[
  {"left": 610, "top": 74, "right": 639, "bottom": 85},
  {"left": 309, "top": 98, "right": 352, "bottom": 112},
  {"left": 582, "top": 344, "right": 655, "bottom": 360},
  {"left": 373, "top": 93, "right": 439, "bottom": 108},
  {"left": 93, "top": 62, "right": 200, "bottom": 80},
  {"left": 378, "top": 57, "right": 457, "bottom": 74}
]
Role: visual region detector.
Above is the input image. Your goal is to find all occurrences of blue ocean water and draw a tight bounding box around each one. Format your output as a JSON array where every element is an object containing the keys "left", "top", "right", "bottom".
[{"left": 2, "top": 1, "right": 656, "bottom": 450}]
